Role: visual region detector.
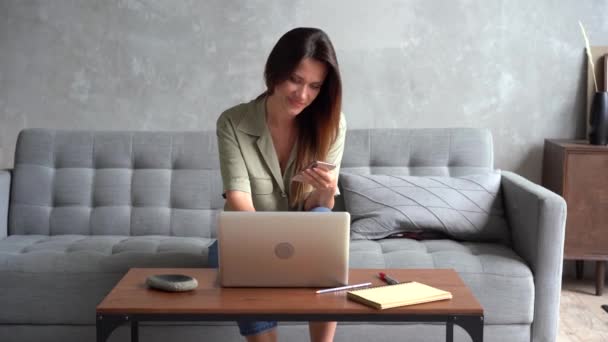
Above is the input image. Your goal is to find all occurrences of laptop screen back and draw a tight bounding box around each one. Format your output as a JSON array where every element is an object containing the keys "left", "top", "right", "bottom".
[{"left": 218, "top": 212, "right": 350, "bottom": 287}]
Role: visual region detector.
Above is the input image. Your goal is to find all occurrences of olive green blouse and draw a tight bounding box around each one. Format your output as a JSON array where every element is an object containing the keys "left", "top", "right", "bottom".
[{"left": 216, "top": 97, "right": 346, "bottom": 211}]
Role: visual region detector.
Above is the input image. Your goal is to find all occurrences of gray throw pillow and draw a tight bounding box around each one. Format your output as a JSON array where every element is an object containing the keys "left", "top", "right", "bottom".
[{"left": 340, "top": 172, "right": 510, "bottom": 243}]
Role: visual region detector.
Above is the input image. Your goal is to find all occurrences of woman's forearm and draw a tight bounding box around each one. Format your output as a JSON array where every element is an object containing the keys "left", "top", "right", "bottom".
[
  {"left": 304, "top": 189, "right": 335, "bottom": 211},
  {"left": 225, "top": 191, "right": 256, "bottom": 212}
]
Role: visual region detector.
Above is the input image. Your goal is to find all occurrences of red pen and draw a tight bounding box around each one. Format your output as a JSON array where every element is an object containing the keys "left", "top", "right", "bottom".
[{"left": 378, "top": 272, "right": 400, "bottom": 285}]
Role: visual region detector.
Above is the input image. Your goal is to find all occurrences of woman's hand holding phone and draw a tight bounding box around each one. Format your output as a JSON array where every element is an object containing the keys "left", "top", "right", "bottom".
[
  {"left": 292, "top": 161, "right": 338, "bottom": 195},
  {"left": 292, "top": 161, "right": 336, "bottom": 182},
  {"left": 292, "top": 161, "right": 338, "bottom": 210}
]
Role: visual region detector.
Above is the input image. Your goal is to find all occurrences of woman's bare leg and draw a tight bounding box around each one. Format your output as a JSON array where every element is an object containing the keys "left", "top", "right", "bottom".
[{"left": 309, "top": 321, "right": 337, "bottom": 342}]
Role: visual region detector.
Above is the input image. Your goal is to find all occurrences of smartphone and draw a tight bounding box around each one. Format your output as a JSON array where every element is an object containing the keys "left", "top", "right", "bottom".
[
  {"left": 306, "top": 161, "right": 336, "bottom": 171},
  {"left": 291, "top": 161, "right": 336, "bottom": 182}
]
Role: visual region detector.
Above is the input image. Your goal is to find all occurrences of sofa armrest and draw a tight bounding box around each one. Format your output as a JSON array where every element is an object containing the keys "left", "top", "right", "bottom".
[
  {"left": 501, "top": 170, "right": 566, "bottom": 342},
  {"left": 0, "top": 170, "right": 10, "bottom": 239}
]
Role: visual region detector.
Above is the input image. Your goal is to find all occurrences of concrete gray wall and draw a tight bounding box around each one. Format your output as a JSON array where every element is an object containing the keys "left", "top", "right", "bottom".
[{"left": 1, "top": 1, "right": 608, "bottom": 182}]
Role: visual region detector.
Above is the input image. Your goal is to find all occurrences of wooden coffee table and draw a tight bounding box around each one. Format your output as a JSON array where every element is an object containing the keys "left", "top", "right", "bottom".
[{"left": 96, "top": 268, "right": 483, "bottom": 342}]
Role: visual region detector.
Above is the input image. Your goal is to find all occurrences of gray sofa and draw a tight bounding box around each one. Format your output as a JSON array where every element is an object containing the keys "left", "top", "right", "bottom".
[{"left": 0, "top": 128, "right": 566, "bottom": 342}]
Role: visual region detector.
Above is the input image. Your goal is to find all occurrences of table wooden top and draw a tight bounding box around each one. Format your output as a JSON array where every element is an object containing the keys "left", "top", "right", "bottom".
[{"left": 97, "top": 268, "right": 483, "bottom": 316}]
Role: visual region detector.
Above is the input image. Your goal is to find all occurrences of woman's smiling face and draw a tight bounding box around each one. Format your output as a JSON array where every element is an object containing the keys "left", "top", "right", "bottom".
[{"left": 270, "top": 57, "right": 328, "bottom": 117}]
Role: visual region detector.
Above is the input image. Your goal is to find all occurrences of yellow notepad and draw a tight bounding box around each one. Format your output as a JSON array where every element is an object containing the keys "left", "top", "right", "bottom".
[{"left": 347, "top": 281, "right": 452, "bottom": 310}]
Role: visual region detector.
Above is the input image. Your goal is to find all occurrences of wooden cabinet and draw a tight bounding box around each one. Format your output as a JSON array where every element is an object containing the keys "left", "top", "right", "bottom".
[{"left": 542, "top": 139, "right": 608, "bottom": 295}]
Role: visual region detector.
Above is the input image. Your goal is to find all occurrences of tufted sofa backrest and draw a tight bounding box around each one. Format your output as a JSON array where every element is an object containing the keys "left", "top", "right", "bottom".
[
  {"left": 9, "top": 130, "right": 224, "bottom": 237},
  {"left": 341, "top": 128, "right": 493, "bottom": 175},
  {"left": 334, "top": 128, "right": 494, "bottom": 211},
  {"left": 9, "top": 128, "right": 494, "bottom": 237}
]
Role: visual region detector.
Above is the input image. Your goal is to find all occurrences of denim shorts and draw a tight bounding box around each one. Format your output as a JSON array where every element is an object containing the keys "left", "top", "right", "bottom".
[{"left": 208, "top": 206, "right": 331, "bottom": 336}]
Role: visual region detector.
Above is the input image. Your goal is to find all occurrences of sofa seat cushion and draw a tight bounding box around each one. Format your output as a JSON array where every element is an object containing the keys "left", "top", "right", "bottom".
[
  {"left": 349, "top": 238, "right": 533, "bottom": 325},
  {"left": 0, "top": 235, "right": 214, "bottom": 324},
  {"left": 0, "top": 235, "right": 214, "bottom": 273}
]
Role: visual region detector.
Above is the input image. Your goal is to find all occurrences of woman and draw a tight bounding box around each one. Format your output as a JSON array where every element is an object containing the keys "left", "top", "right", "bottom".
[{"left": 214, "top": 27, "right": 346, "bottom": 342}]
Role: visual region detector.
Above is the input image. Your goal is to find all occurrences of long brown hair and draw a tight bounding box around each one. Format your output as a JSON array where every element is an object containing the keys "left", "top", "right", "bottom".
[{"left": 258, "top": 27, "right": 342, "bottom": 207}]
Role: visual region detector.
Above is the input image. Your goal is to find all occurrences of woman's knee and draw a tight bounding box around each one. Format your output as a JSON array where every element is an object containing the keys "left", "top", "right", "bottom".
[{"left": 208, "top": 240, "right": 218, "bottom": 268}]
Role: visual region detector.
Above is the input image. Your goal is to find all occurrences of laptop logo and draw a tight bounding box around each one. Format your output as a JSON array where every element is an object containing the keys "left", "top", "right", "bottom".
[{"left": 274, "top": 242, "right": 294, "bottom": 259}]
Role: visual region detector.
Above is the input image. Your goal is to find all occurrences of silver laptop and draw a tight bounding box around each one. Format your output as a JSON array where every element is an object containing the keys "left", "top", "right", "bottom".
[{"left": 218, "top": 211, "right": 350, "bottom": 287}]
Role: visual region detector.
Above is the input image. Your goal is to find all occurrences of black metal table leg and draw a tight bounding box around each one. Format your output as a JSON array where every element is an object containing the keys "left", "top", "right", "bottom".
[
  {"left": 97, "top": 314, "right": 127, "bottom": 342},
  {"left": 131, "top": 320, "right": 139, "bottom": 342},
  {"left": 454, "top": 315, "right": 484, "bottom": 342},
  {"left": 446, "top": 316, "right": 454, "bottom": 342}
]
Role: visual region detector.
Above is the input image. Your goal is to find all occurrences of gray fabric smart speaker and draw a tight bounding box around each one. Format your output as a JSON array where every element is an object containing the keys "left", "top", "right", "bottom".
[{"left": 146, "top": 274, "right": 198, "bottom": 292}]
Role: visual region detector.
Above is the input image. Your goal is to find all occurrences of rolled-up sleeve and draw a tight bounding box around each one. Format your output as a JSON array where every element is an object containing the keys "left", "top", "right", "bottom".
[
  {"left": 326, "top": 113, "right": 347, "bottom": 195},
  {"left": 216, "top": 114, "right": 251, "bottom": 194}
]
